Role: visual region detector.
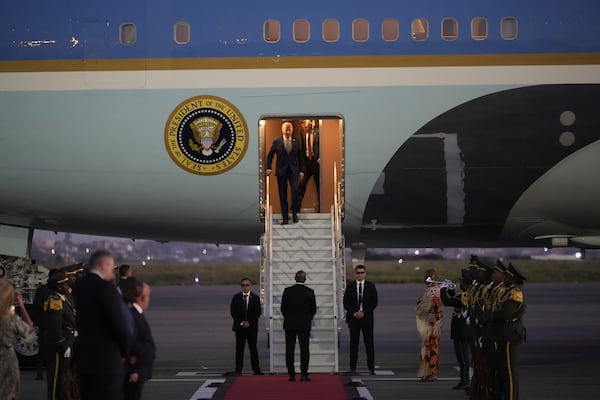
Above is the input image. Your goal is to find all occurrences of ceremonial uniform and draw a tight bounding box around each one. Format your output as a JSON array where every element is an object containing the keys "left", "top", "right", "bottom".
[
  {"left": 440, "top": 269, "right": 473, "bottom": 390},
  {"left": 489, "top": 263, "right": 526, "bottom": 400},
  {"left": 44, "top": 272, "right": 77, "bottom": 400}
]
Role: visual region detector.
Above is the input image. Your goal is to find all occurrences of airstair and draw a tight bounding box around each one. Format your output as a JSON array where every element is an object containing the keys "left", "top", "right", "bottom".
[{"left": 260, "top": 169, "right": 346, "bottom": 373}]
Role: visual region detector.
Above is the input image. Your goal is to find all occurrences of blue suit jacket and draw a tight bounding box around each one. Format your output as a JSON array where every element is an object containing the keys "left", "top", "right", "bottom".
[{"left": 266, "top": 136, "right": 305, "bottom": 177}]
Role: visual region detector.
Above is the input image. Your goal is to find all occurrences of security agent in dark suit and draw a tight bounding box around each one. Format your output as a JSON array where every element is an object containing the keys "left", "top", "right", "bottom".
[
  {"left": 266, "top": 121, "right": 305, "bottom": 224},
  {"left": 298, "top": 119, "right": 320, "bottom": 211},
  {"left": 121, "top": 277, "right": 156, "bottom": 400},
  {"left": 230, "top": 278, "right": 263, "bottom": 375},
  {"left": 72, "top": 250, "right": 132, "bottom": 400},
  {"left": 343, "top": 264, "right": 378, "bottom": 374},
  {"left": 280, "top": 270, "right": 317, "bottom": 381}
]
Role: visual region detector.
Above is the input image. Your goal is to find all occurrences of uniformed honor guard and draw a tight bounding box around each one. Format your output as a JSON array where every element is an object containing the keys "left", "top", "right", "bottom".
[
  {"left": 44, "top": 270, "right": 78, "bottom": 400},
  {"left": 466, "top": 255, "right": 493, "bottom": 399},
  {"left": 441, "top": 269, "right": 474, "bottom": 390},
  {"left": 487, "top": 261, "right": 526, "bottom": 400}
]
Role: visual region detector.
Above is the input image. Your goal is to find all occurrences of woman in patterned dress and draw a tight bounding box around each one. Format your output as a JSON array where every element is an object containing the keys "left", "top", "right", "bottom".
[
  {"left": 416, "top": 268, "right": 444, "bottom": 382},
  {"left": 0, "top": 278, "right": 34, "bottom": 400}
]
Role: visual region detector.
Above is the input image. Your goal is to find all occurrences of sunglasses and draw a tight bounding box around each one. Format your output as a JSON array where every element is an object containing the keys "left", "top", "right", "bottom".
[
  {"left": 356, "top": 271, "right": 365, "bottom": 275},
  {"left": 241, "top": 284, "right": 250, "bottom": 286}
]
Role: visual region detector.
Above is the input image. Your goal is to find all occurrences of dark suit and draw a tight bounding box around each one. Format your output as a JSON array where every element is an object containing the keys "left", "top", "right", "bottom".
[
  {"left": 125, "top": 306, "right": 155, "bottom": 400},
  {"left": 343, "top": 280, "right": 378, "bottom": 371},
  {"left": 266, "top": 136, "right": 305, "bottom": 221},
  {"left": 230, "top": 291, "right": 262, "bottom": 373},
  {"left": 72, "top": 272, "right": 131, "bottom": 400},
  {"left": 298, "top": 128, "right": 320, "bottom": 210},
  {"left": 281, "top": 284, "right": 317, "bottom": 377}
]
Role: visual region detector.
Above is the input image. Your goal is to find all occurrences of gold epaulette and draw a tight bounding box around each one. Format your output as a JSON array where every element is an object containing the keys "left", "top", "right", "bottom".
[{"left": 48, "top": 296, "right": 63, "bottom": 311}]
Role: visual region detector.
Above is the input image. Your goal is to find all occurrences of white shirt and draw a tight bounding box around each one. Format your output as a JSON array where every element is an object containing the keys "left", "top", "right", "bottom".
[
  {"left": 356, "top": 280, "right": 365, "bottom": 311},
  {"left": 132, "top": 302, "right": 143, "bottom": 314}
]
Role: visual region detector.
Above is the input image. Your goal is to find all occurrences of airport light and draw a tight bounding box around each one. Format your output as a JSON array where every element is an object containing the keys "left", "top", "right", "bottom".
[
  {"left": 51, "top": 248, "right": 55, "bottom": 255},
  {"left": 575, "top": 251, "right": 582, "bottom": 259},
  {"left": 142, "top": 261, "right": 147, "bottom": 266},
  {"left": 414, "top": 249, "right": 420, "bottom": 255},
  {"left": 398, "top": 259, "right": 403, "bottom": 264}
]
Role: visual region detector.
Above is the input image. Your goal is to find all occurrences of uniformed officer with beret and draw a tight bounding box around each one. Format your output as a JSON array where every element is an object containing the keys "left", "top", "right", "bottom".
[{"left": 44, "top": 270, "right": 78, "bottom": 400}]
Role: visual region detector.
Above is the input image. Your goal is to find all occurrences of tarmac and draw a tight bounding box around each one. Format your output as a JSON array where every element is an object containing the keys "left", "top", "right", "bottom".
[{"left": 18, "top": 282, "right": 600, "bottom": 399}]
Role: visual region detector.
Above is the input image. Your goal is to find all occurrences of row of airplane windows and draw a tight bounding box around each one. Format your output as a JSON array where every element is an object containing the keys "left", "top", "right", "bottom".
[{"left": 118, "top": 17, "right": 518, "bottom": 46}]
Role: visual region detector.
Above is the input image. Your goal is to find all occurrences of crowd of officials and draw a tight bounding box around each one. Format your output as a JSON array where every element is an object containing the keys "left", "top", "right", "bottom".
[{"left": 0, "top": 250, "right": 155, "bottom": 400}]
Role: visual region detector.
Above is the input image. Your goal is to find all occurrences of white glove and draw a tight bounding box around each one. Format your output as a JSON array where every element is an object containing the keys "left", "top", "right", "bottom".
[{"left": 64, "top": 347, "right": 71, "bottom": 358}]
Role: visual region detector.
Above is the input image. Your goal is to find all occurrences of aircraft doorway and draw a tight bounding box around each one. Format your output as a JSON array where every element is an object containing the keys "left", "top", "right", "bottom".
[{"left": 259, "top": 116, "right": 344, "bottom": 218}]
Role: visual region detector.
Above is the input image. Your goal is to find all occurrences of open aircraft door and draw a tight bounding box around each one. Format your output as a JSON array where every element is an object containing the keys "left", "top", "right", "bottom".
[{"left": 259, "top": 116, "right": 344, "bottom": 219}]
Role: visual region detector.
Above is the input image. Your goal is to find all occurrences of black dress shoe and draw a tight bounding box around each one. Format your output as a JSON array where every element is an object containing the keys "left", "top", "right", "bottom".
[
  {"left": 288, "top": 374, "right": 296, "bottom": 381},
  {"left": 254, "top": 371, "right": 264, "bottom": 375},
  {"left": 452, "top": 382, "right": 467, "bottom": 390},
  {"left": 369, "top": 369, "right": 376, "bottom": 375},
  {"left": 280, "top": 220, "right": 289, "bottom": 225},
  {"left": 300, "top": 375, "right": 311, "bottom": 381},
  {"left": 292, "top": 214, "right": 299, "bottom": 223}
]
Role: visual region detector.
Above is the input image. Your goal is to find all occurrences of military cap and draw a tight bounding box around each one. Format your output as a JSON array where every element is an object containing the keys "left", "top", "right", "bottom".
[
  {"left": 494, "top": 259, "right": 508, "bottom": 273},
  {"left": 460, "top": 268, "right": 474, "bottom": 283},
  {"left": 61, "top": 262, "right": 84, "bottom": 276},
  {"left": 48, "top": 271, "right": 69, "bottom": 287},
  {"left": 507, "top": 262, "right": 526, "bottom": 283},
  {"left": 469, "top": 255, "right": 490, "bottom": 272}
]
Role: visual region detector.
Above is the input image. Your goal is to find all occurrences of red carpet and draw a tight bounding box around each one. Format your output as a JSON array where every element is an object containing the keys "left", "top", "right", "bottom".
[{"left": 221, "top": 374, "right": 351, "bottom": 400}]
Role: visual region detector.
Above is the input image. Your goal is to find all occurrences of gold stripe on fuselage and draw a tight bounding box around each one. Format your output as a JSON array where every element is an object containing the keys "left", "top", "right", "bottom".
[{"left": 1, "top": 53, "right": 600, "bottom": 73}]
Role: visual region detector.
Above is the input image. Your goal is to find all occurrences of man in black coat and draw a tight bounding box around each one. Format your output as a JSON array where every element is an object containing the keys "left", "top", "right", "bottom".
[
  {"left": 266, "top": 121, "right": 305, "bottom": 224},
  {"left": 230, "top": 278, "right": 263, "bottom": 375},
  {"left": 298, "top": 119, "right": 320, "bottom": 211},
  {"left": 122, "top": 277, "right": 156, "bottom": 400},
  {"left": 343, "top": 264, "right": 378, "bottom": 374},
  {"left": 72, "top": 250, "right": 131, "bottom": 400},
  {"left": 281, "top": 270, "right": 317, "bottom": 381}
]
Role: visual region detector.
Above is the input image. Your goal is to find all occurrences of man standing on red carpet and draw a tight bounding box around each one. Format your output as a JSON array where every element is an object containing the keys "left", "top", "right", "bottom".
[{"left": 281, "top": 270, "right": 317, "bottom": 382}]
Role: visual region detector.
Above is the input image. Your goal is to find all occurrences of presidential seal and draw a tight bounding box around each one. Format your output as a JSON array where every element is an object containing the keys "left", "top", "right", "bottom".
[{"left": 164, "top": 95, "right": 249, "bottom": 175}]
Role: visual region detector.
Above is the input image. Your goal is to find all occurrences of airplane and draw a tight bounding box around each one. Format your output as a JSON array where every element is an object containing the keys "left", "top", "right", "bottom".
[{"left": 1, "top": 0, "right": 600, "bottom": 259}]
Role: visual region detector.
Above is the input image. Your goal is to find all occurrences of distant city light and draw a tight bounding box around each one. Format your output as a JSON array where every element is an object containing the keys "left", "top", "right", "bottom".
[
  {"left": 543, "top": 247, "right": 549, "bottom": 252},
  {"left": 398, "top": 259, "right": 403, "bottom": 264},
  {"left": 141, "top": 261, "right": 147, "bottom": 266},
  {"left": 85, "top": 247, "right": 90, "bottom": 254},
  {"left": 194, "top": 276, "right": 200, "bottom": 284},
  {"left": 414, "top": 249, "right": 420, "bottom": 255},
  {"left": 51, "top": 248, "right": 55, "bottom": 255},
  {"left": 146, "top": 255, "right": 151, "bottom": 260},
  {"left": 575, "top": 251, "right": 582, "bottom": 259},
  {"left": 202, "top": 249, "right": 207, "bottom": 255}
]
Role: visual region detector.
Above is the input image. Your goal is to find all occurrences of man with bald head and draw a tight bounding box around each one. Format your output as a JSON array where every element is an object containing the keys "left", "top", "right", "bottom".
[{"left": 266, "top": 121, "right": 305, "bottom": 225}]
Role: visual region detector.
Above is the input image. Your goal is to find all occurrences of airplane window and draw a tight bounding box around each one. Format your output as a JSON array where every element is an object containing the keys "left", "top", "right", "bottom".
[
  {"left": 471, "top": 17, "right": 488, "bottom": 40},
  {"left": 441, "top": 18, "right": 458, "bottom": 40},
  {"left": 119, "top": 23, "right": 137, "bottom": 46},
  {"left": 381, "top": 18, "right": 399, "bottom": 42},
  {"left": 294, "top": 19, "right": 310, "bottom": 43},
  {"left": 501, "top": 17, "right": 518, "bottom": 40},
  {"left": 412, "top": 18, "right": 429, "bottom": 41},
  {"left": 323, "top": 19, "right": 340, "bottom": 42},
  {"left": 353, "top": 18, "right": 369, "bottom": 42},
  {"left": 264, "top": 20, "right": 280, "bottom": 43},
  {"left": 174, "top": 22, "right": 190, "bottom": 44}
]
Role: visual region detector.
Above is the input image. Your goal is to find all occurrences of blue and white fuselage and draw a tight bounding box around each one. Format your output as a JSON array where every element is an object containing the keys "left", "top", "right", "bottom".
[{"left": 1, "top": 0, "right": 600, "bottom": 249}]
